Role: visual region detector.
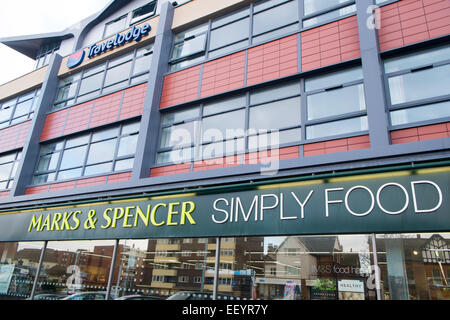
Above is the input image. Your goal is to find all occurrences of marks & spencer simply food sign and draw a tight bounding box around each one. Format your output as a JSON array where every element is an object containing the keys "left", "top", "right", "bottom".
[{"left": 0, "top": 167, "right": 449, "bottom": 241}]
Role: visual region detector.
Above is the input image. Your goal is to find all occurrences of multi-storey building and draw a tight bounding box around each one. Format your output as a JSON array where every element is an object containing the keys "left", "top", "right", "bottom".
[{"left": 0, "top": 0, "right": 449, "bottom": 300}]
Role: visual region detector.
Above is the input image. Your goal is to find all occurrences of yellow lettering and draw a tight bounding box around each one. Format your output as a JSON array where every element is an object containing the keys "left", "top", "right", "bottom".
[
  {"left": 167, "top": 202, "right": 180, "bottom": 226},
  {"left": 71, "top": 211, "right": 81, "bottom": 230},
  {"left": 101, "top": 208, "right": 113, "bottom": 229},
  {"left": 134, "top": 205, "right": 150, "bottom": 227},
  {"left": 112, "top": 207, "right": 125, "bottom": 228},
  {"left": 150, "top": 203, "right": 166, "bottom": 226},
  {"left": 40, "top": 214, "right": 51, "bottom": 231},
  {"left": 123, "top": 206, "right": 135, "bottom": 228},
  {"left": 181, "top": 201, "right": 196, "bottom": 225},
  {"left": 61, "top": 212, "right": 74, "bottom": 230},
  {"left": 28, "top": 214, "right": 43, "bottom": 232},
  {"left": 50, "top": 213, "right": 62, "bottom": 231}
]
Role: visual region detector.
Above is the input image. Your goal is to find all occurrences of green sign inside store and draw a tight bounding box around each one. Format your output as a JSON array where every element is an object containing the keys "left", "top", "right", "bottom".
[{"left": 0, "top": 167, "right": 449, "bottom": 242}]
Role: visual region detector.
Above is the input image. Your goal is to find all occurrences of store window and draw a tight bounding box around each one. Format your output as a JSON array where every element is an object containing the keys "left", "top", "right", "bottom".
[
  {"left": 0, "top": 242, "right": 45, "bottom": 300},
  {"left": 0, "top": 150, "right": 22, "bottom": 191},
  {"left": 376, "top": 233, "right": 450, "bottom": 300},
  {"left": 32, "top": 121, "right": 139, "bottom": 185},
  {"left": 104, "top": 15, "right": 128, "bottom": 39},
  {"left": 156, "top": 81, "right": 302, "bottom": 165},
  {"left": 54, "top": 44, "right": 153, "bottom": 110},
  {"left": 115, "top": 238, "right": 217, "bottom": 299},
  {"left": 33, "top": 240, "right": 116, "bottom": 300},
  {"left": 305, "top": 66, "right": 368, "bottom": 140},
  {"left": 0, "top": 88, "right": 40, "bottom": 129},
  {"left": 169, "top": 0, "right": 299, "bottom": 71},
  {"left": 384, "top": 44, "right": 450, "bottom": 127},
  {"left": 303, "top": 0, "right": 356, "bottom": 28}
]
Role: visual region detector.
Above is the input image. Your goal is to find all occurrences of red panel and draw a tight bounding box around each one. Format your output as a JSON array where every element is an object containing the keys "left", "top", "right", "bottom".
[
  {"left": 301, "top": 16, "right": 360, "bottom": 72},
  {"left": 160, "top": 65, "right": 201, "bottom": 108},
  {"left": 75, "top": 176, "right": 107, "bottom": 188},
  {"left": 25, "top": 185, "right": 50, "bottom": 195},
  {"left": 378, "top": 0, "right": 450, "bottom": 51},
  {"left": 201, "top": 51, "right": 246, "bottom": 97},
  {"left": 303, "top": 135, "right": 370, "bottom": 157},
  {"left": 119, "top": 83, "right": 147, "bottom": 120},
  {"left": 107, "top": 171, "right": 132, "bottom": 184},
  {"left": 247, "top": 35, "right": 298, "bottom": 86},
  {"left": 0, "top": 121, "right": 32, "bottom": 153},
  {"left": 391, "top": 122, "right": 450, "bottom": 144},
  {"left": 89, "top": 91, "right": 122, "bottom": 128},
  {"left": 0, "top": 191, "right": 9, "bottom": 198},
  {"left": 63, "top": 101, "right": 93, "bottom": 136},
  {"left": 150, "top": 164, "right": 191, "bottom": 177}
]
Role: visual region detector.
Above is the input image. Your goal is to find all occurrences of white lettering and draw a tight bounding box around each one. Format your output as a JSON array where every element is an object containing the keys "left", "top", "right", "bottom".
[
  {"left": 377, "top": 182, "right": 409, "bottom": 215},
  {"left": 325, "top": 188, "right": 344, "bottom": 217},
  {"left": 290, "top": 190, "right": 314, "bottom": 219},
  {"left": 411, "top": 180, "right": 443, "bottom": 213},
  {"left": 345, "top": 185, "right": 375, "bottom": 217}
]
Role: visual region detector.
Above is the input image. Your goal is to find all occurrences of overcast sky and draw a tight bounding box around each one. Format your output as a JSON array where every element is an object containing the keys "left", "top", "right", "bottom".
[{"left": 0, "top": 0, "right": 111, "bottom": 85}]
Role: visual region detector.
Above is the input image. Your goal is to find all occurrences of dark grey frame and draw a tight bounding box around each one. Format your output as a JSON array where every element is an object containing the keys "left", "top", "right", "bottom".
[{"left": 0, "top": 88, "right": 41, "bottom": 129}]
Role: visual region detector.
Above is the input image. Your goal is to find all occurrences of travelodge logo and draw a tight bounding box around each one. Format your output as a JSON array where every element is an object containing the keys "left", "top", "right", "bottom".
[
  {"left": 67, "top": 23, "right": 151, "bottom": 69},
  {"left": 67, "top": 50, "right": 85, "bottom": 69}
]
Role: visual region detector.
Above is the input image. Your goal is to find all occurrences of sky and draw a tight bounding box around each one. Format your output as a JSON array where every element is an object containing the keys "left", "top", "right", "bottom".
[{"left": 0, "top": 0, "right": 111, "bottom": 86}]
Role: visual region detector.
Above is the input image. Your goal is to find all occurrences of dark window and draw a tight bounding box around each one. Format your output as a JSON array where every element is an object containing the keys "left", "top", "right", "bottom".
[
  {"left": 131, "top": 1, "right": 157, "bottom": 25},
  {"left": 35, "top": 41, "right": 61, "bottom": 69},
  {"left": 32, "top": 121, "right": 139, "bottom": 185}
]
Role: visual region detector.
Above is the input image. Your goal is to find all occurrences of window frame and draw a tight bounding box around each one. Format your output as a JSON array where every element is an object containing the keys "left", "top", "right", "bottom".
[
  {"left": 0, "top": 88, "right": 41, "bottom": 130},
  {"left": 383, "top": 44, "right": 450, "bottom": 130},
  {"left": 31, "top": 121, "right": 140, "bottom": 186},
  {"left": 0, "top": 150, "right": 22, "bottom": 191},
  {"left": 103, "top": 14, "right": 129, "bottom": 39},
  {"left": 53, "top": 44, "right": 153, "bottom": 111}
]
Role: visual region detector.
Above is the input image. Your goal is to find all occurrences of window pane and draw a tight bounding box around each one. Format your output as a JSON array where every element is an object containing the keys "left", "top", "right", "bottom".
[
  {"left": 104, "top": 61, "right": 132, "bottom": 87},
  {"left": 0, "top": 163, "right": 12, "bottom": 181},
  {"left": 14, "top": 100, "right": 32, "bottom": 118},
  {"left": 306, "top": 116, "right": 368, "bottom": 139},
  {"left": 57, "top": 168, "right": 83, "bottom": 180},
  {"left": 37, "top": 152, "right": 60, "bottom": 172},
  {"left": 388, "top": 65, "right": 450, "bottom": 105},
  {"left": 66, "top": 135, "right": 90, "bottom": 148},
  {"left": 117, "top": 135, "right": 138, "bottom": 157},
  {"left": 303, "top": 4, "right": 356, "bottom": 28},
  {"left": 92, "top": 127, "right": 118, "bottom": 142},
  {"left": 162, "top": 107, "right": 200, "bottom": 125},
  {"left": 253, "top": 23, "right": 299, "bottom": 44},
  {"left": 114, "top": 158, "right": 134, "bottom": 171},
  {"left": 0, "top": 153, "right": 15, "bottom": 164},
  {"left": 172, "top": 33, "right": 206, "bottom": 60},
  {"left": 390, "top": 100, "right": 450, "bottom": 126},
  {"left": 174, "top": 23, "right": 208, "bottom": 42},
  {"left": 122, "top": 122, "right": 141, "bottom": 135},
  {"left": 201, "top": 138, "right": 245, "bottom": 159},
  {"left": 203, "top": 95, "right": 246, "bottom": 116},
  {"left": 250, "top": 97, "right": 301, "bottom": 130},
  {"left": 202, "top": 110, "right": 246, "bottom": 143},
  {"left": 384, "top": 44, "right": 450, "bottom": 73},
  {"left": 0, "top": 106, "right": 13, "bottom": 123},
  {"left": 248, "top": 127, "right": 301, "bottom": 150},
  {"left": 84, "top": 162, "right": 112, "bottom": 176},
  {"left": 133, "top": 54, "right": 152, "bottom": 76},
  {"left": 251, "top": 81, "right": 300, "bottom": 105},
  {"left": 305, "top": 0, "right": 350, "bottom": 15},
  {"left": 78, "top": 72, "right": 104, "bottom": 96},
  {"left": 60, "top": 146, "right": 88, "bottom": 169},
  {"left": 160, "top": 121, "right": 198, "bottom": 148},
  {"left": 87, "top": 139, "right": 117, "bottom": 165},
  {"left": 209, "top": 18, "right": 249, "bottom": 51},
  {"left": 105, "top": 16, "right": 127, "bottom": 38},
  {"left": 305, "top": 67, "right": 363, "bottom": 92},
  {"left": 253, "top": 0, "right": 298, "bottom": 36},
  {"left": 307, "top": 84, "right": 366, "bottom": 120},
  {"left": 33, "top": 172, "right": 56, "bottom": 184},
  {"left": 157, "top": 147, "right": 194, "bottom": 164}
]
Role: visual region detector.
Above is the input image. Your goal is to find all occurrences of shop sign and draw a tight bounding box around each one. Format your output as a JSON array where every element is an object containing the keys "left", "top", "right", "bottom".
[
  {"left": 67, "top": 23, "right": 151, "bottom": 68},
  {"left": 338, "top": 279, "right": 365, "bottom": 293},
  {"left": 0, "top": 167, "right": 449, "bottom": 242}
]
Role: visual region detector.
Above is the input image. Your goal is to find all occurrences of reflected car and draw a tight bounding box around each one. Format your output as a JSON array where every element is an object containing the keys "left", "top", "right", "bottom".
[
  {"left": 115, "top": 295, "right": 163, "bottom": 300},
  {"left": 62, "top": 291, "right": 116, "bottom": 300},
  {"left": 26, "top": 294, "right": 66, "bottom": 300},
  {"left": 167, "top": 291, "right": 238, "bottom": 300}
]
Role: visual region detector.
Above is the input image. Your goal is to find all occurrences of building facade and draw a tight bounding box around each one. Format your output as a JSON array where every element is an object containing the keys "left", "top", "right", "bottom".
[{"left": 0, "top": 0, "right": 449, "bottom": 300}]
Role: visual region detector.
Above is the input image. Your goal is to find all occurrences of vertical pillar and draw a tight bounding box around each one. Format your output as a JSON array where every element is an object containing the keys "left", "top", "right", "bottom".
[
  {"left": 356, "top": 0, "right": 391, "bottom": 149},
  {"left": 132, "top": 1, "right": 174, "bottom": 181},
  {"left": 30, "top": 240, "right": 48, "bottom": 299},
  {"left": 106, "top": 239, "right": 119, "bottom": 300},
  {"left": 385, "top": 237, "right": 410, "bottom": 300},
  {"left": 10, "top": 53, "right": 62, "bottom": 196},
  {"left": 213, "top": 237, "right": 221, "bottom": 300}
]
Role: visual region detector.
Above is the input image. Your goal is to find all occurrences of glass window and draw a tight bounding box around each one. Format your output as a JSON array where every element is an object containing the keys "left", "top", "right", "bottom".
[
  {"left": 253, "top": 0, "right": 299, "bottom": 43},
  {"left": 162, "top": 107, "right": 200, "bottom": 125},
  {"left": 202, "top": 109, "right": 246, "bottom": 143},
  {"left": 388, "top": 64, "right": 450, "bottom": 105},
  {"left": 376, "top": 233, "right": 450, "bottom": 301},
  {"left": 160, "top": 121, "right": 199, "bottom": 149},
  {"left": 104, "top": 15, "right": 128, "bottom": 38},
  {"left": 0, "top": 242, "right": 45, "bottom": 300},
  {"left": 306, "top": 116, "right": 368, "bottom": 140},
  {"left": 33, "top": 121, "right": 139, "bottom": 185},
  {"left": 203, "top": 95, "right": 246, "bottom": 117},
  {"left": 209, "top": 11, "right": 250, "bottom": 54},
  {"left": 305, "top": 67, "right": 363, "bottom": 92},
  {"left": 307, "top": 84, "right": 366, "bottom": 120},
  {"left": 303, "top": 4, "right": 356, "bottom": 28},
  {"left": 304, "top": 0, "right": 353, "bottom": 16},
  {"left": 390, "top": 101, "right": 450, "bottom": 126},
  {"left": 104, "top": 61, "right": 133, "bottom": 88},
  {"left": 130, "top": 1, "right": 157, "bottom": 25},
  {"left": 0, "top": 151, "right": 21, "bottom": 190},
  {"left": 249, "top": 97, "right": 301, "bottom": 130},
  {"left": 0, "top": 89, "right": 40, "bottom": 128},
  {"left": 33, "top": 240, "right": 116, "bottom": 300}
]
